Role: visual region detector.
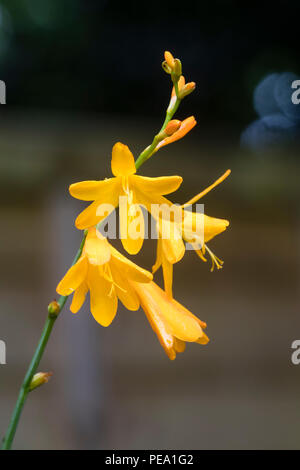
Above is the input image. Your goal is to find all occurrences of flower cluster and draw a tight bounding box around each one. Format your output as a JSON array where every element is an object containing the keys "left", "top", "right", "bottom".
[{"left": 57, "top": 51, "right": 230, "bottom": 359}]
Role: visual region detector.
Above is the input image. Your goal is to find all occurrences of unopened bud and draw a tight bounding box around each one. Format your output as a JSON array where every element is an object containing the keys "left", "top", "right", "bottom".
[
  {"left": 178, "top": 81, "right": 196, "bottom": 99},
  {"left": 172, "top": 59, "right": 182, "bottom": 79},
  {"left": 164, "top": 51, "right": 175, "bottom": 68},
  {"left": 165, "top": 120, "right": 181, "bottom": 136},
  {"left": 29, "top": 372, "right": 53, "bottom": 392},
  {"left": 48, "top": 300, "right": 60, "bottom": 317},
  {"left": 162, "top": 61, "right": 172, "bottom": 74}
]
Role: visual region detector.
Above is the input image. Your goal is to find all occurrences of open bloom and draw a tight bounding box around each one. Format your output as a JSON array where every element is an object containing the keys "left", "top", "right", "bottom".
[
  {"left": 69, "top": 142, "right": 182, "bottom": 254},
  {"left": 152, "top": 170, "right": 231, "bottom": 297},
  {"left": 132, "top": 280, "right": 209, "bottom": 360},
  {"left": 56, "top": 228, "right": 152, "bottom": 326}
]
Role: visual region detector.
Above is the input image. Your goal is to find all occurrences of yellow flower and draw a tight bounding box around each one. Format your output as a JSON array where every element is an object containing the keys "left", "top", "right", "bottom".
[
  {"left": 56, "top": 228, "right": 152, "bottom": 326},
  {"left": 132, "top": 280, "right": 209, "bottom": 360},
  {"left": 152, "top": 170, "right": 231, "bottom": 297},
  {"left": 69, "top": 142, "right": 182, "bottom": 255}
]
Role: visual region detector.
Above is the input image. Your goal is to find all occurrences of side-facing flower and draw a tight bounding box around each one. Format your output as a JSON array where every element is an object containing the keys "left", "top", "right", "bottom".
[
  {"left": 152, "top": 170, "right": 231, "bottom": 297},
  {"left": 56, "top": 227, "right": 152, "bottom": 326},
  {"left": 132, "top": 280, "right": 209, "bottom": 360},
  {"left": 69, "top": 142, "right": 182, "bottom": 255}
]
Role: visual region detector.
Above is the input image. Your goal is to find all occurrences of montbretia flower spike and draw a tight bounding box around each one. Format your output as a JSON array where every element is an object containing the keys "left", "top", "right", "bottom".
[{"left": 58, "top": 50, "right": 230, "bottom": 358}]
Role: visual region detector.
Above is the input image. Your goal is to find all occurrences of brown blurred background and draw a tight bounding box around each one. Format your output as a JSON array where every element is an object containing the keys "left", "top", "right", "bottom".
[{"left": 0, "top": 0, "right": 300, "bottom": 450}]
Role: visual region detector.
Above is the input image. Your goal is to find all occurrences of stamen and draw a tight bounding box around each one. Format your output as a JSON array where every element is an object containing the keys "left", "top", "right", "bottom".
[
  {"left": 182, "top": 169, "right": 231, "bottom": 208},
  {"left": 204, "top": 245, "right": 224, "bottom": 272},
  {"left": 102, "top": 264, "right": 127, "bottom": 295}
]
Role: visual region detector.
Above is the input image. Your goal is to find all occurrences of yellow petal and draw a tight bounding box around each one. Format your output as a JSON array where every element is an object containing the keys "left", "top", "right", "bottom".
[
  {"left": 204, "top": 214, "right": 229, "bottom": 243},
  {"left": 161, "top": 220, "right": 185, "bottom": 264},
  {"left": 84, "top": 228, "right": 111, "bottom": 265},
  {"left": 110, "top": 245, "right": 153, "bottom": 283},
  {"left": 119, "top": 200, "right": 144, "bottom": 255},
  {"left": 135, "top": 282, "right": 176, "bottom": 360},
  {"left": 161, "top": 253, "right": 173, "bottom": 298},
  {"left": 174, "top": 338, "right": 186, "bottom": 353},
  {"left": 69, "top": 178, "right": 116, "bottom": 201},
  {"left": 183, "top": 211, "right": 229, "bottom": 245},
  {"left": 70, "top": 282, "right": 88, "bottom": 313},
  {"left": 75, "top": 199, "right": 115, "bottom": 230},
  {"left": 56, "top": 256, "right": 88, "bottom": 296},
  {"left": 152, "top": 239, "right": 162, "bottom": 274},
  {"left": 132, "top": 175, "right": 182, "bottom": 196},
  {"left": 111, "top": 142, "right": 136, "bottom": 176},
  {"left": 110, "top": 263, "right": 140, "bottom": 311},
  {"left": 88, "top": 266, "right": 118, "bottom": 326}
]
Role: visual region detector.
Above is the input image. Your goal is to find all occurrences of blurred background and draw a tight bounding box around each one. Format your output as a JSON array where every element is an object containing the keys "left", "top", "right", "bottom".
[{"left": 0, "top": 0, "right": 300, "bottom": 450}]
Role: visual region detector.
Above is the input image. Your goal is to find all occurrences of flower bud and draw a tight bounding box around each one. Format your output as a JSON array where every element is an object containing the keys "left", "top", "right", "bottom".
[
  {"left": 164, "top": 51, "right": 175, "bottom": 68},
  {"left": 178, "top": 81, "right": 196, "bottom": 99},
  {"left": 48, "top": 300, "right": 60, "bottom": 317},
  {"left": 29, "top": 372, "right": 53, "bottom": 391},
  {"left": 165, "top": 120, "right": 181, "bottom": 136}
]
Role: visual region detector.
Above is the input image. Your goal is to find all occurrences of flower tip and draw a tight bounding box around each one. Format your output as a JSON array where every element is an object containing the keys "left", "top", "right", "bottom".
[
  {"left": 48, "top": 300, "right": 60, "bottom": 317},
  {"left": 29, "top": 372, "right": 53, "bottom": 392},
  {"left": 164, "top": 51, "right": 175, "bottom": 68},
  {"left": 165, "top": 119, "right": 181, "bottom": 136}
]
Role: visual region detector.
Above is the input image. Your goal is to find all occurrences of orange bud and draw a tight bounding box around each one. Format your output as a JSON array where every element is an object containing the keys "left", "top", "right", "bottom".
[
  {"left": 164, "top": 51, "right": 175, "bottom": 69},
  {"left": 155, "top": 116, "right": 197, "bottom": 151},
  {"left": 165, "top": 120, "right": 181, "bottom": 136},
  {"left": 179, "top": 81, "right": 196, "bottom": 99}
]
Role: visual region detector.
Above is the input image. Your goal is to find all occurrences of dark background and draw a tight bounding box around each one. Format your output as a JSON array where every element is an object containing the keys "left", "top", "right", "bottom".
[{"left": 0, "top": 1, "right": 300, "bottom": 450}]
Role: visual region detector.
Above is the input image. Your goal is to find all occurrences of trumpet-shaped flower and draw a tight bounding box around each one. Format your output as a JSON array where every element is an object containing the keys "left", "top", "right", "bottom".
[
  {"left": 69, "top": 142, "right": 182, "bottom": 255},
  {"left": 56, "top": 228, "right": 153, "bottom": 326},
  {"left": 152, "top": 170, "right": 230, "bottom": 297},
  {"left": 132, "top": 280, "right": 209, "bottom": 360}
]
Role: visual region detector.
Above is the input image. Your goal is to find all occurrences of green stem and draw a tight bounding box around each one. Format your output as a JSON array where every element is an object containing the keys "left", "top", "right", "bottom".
[
  {"left": 1, "top": 231, "right": 87, "bottom": 450},
  {"left": 135, "top": 93, "right": 181, "bottom": 170}
]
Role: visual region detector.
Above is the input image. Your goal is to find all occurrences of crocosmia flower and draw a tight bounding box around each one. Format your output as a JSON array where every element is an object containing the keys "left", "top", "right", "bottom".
[
  {"left": 56, "top": 228, "right": 153, "bottom": 325},
  {"left": 152, "top": 170, "right": 230, "bottom": 297},
  {"left": 69, "top": 142, "right": 182, "bottom": 254},
  {"left": 132, "top": 280, "right": 209, "bottom": 360}
]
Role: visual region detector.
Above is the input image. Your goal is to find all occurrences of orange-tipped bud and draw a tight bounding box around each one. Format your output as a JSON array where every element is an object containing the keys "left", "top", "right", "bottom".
[
  {"left": 164, "top": 51, "right": 175, "bottom": 68},
  {"left": 179, "top": 81, "right": 196, "bottom": 99},
  {"left": 165, "top": 120, "right": 181, "bottom": 136},
  {"left": 29, "top": 372, "right": 53, "bottom": 391},
  {"left": 155, "top": 116, "right": 197, "bottom": 151}
]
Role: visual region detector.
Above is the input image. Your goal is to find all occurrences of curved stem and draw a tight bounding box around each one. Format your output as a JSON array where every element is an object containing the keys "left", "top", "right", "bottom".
[
  {"left": 135, "top": 95, "right": 181, "bottom": 170},
  {"left": 1, "top": 232, "right": 87, "bottom": 450}
]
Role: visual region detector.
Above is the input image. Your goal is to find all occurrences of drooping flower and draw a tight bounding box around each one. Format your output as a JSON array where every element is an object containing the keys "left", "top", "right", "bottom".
[
  {"left": 56, "top": 227, "right": 152, "bottom": 326},
  {"left": 132, "top": 280, "right": 209, "bottom": 360},
  {"left": 69, "top": 142, "right": 182, "bottom": 255},
  {"left": 152, "top": 170, "right": 231, "bottom": 297}
]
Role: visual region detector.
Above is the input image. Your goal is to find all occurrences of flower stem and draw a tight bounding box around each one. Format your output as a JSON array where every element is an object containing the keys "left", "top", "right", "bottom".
[
  {"left": 1, "top": 231, "right": 87, "bottom": 450},
  {"left": 135, "top": 95, "right": 181, "bottom": 170}
]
